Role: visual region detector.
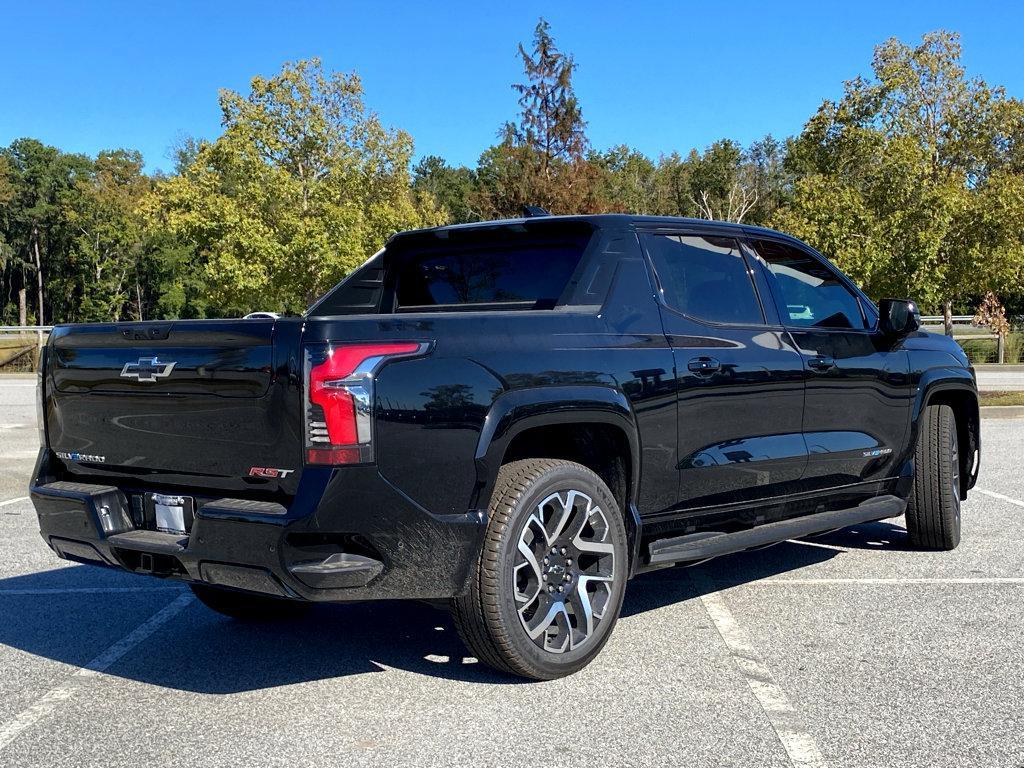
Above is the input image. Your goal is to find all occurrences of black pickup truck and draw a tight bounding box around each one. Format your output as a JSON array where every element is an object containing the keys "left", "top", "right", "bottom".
[{"left": 30, "top": 214, "right": 979, "bottom": 679}]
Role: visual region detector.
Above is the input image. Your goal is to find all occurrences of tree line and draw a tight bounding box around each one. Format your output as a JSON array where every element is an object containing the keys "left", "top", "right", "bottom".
[{"left": 1, "top": 21, "right": 1022, "bottom": 329}]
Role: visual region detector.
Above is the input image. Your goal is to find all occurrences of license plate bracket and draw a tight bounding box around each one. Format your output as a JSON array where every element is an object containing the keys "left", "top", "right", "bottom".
[{"left": 143, "top": 493, "right": 195, "bottom": 534}]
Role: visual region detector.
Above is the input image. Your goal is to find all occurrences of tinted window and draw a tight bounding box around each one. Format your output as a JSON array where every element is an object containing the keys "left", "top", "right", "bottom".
[
  {"left": 752, "top": 240, "right": 866, "bottom": 330},
  {"left": 307, "top": 251, "right": 385, "bottom": 316},
  {"left": 643, "top": 234, "right": 764, "bottom": 325},
  {"left": 394, "top": 227, "right": 591, "bottom": 310}
]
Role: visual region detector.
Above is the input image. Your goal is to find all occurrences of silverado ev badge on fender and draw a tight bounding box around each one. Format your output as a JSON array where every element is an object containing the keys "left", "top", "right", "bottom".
[
  {"left": 119, "top": 356, "right": 176, "bottom": 382},
  {"left": 30, "top": 213, "right": 980, "bottom": 681}
]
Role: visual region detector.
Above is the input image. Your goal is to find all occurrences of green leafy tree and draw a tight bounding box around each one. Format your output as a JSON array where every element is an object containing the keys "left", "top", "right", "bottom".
[
  {"left": 412, "top": 155, "right": 480, "bottom": 223},
  {"left": 591, "top": 145, "right": 658, "bottom": 213},
  {"left": 151, "top": 58, "right": 442, "bottom": 314},
  {"left": 780, "top": 30, "right": 1024, "bottom": 330},
  {"left": 650, "top": 152, "right": 694, "bottom": 216},
  {"left": 0, "top": 139, "right": 92, "bottom": 325},
  {"left": 64, "top": 149, "right": 153, "bottom": 321}
]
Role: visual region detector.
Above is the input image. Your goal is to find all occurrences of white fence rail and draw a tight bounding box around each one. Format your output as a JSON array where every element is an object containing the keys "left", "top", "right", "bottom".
[
  {"left": 920, "top": 316, "right": 1013, "bottom": 363},
  {"left": 0, "top": 326, "right": 50, "bottom": 370},
  {"left": 0, "top": 322, "right": 1018, "bottom": 364}
]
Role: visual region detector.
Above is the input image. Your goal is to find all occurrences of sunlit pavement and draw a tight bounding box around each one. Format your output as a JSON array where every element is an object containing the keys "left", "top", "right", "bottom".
[
  {"left": 975, "top": 365, "right": 1024, "bottom": 392},
  {"left": 1, "top": 379, "right": 1022, "bottom": 767}
]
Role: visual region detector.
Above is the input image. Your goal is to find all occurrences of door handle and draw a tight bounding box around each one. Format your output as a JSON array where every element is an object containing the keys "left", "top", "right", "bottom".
[
  {"left": 807, "top": 357, "right": 836, "bottom": 372},
  {"left": 687, "top": 356, "right": 721, "bottom": 375}
]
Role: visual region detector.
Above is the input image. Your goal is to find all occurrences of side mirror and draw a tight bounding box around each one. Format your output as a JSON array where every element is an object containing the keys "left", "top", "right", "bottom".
[{"left": 878, "top": 298, "right": 921, "bottom": 337}]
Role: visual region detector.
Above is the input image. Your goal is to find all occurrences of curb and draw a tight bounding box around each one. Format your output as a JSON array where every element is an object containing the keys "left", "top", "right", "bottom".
[
  {"left": 980, "top": 405, "right": 1024, "bottom": 419},
  {"left": 974, "top": 364, "right": 1024, "bottom": 372}
]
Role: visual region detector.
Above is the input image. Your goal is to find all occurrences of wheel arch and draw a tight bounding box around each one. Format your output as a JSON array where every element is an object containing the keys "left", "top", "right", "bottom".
[
  {"left": 916, "top": 374, "right": 980, "bottom": 496},
  {"left": 473, "top": 386, "right": 643, "bottom": 574}
]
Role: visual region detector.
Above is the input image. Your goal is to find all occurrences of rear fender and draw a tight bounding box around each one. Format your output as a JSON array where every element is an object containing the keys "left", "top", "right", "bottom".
[{"left": 473, "top": 385, "right": 643, "bottom": 574}]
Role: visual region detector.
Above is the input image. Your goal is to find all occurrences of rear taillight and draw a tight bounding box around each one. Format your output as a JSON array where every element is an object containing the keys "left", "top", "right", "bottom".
[{"left": 304, "top": 342, "right": 429, "bottom": 465}]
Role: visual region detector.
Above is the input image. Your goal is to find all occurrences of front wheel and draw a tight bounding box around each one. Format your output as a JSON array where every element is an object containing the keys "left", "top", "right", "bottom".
[
  {"left": 906, "top": 403, "right": 962, "bottom": 550},
  {"left": 451, "top": 459, "right": 629, "bottom": 680}
]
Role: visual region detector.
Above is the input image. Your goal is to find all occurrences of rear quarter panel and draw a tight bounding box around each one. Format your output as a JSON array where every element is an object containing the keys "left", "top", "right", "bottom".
[{"left": 359, "top": 253, "right": 677, "bottom": 519}]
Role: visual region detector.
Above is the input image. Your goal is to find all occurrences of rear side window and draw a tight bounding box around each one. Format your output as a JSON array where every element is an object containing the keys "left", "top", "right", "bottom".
[
  {"left": 393, "top": 225, "right": 593, "bottom": 310},
  {"left": 642, "top": 233, "right": 764, "bottom": 325},
  {"left": 751, "top": 240, "right": 867, "bottom": 330}
]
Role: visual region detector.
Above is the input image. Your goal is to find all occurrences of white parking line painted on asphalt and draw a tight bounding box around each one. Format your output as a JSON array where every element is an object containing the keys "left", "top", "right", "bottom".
[
  {"left": 751, "top": 577, "right": 1024, "bottom": 585},
  {"left": 0, "top": 592, "right": 193, "bottom": 752},
  {"left": 0, "top": 497, "right": 28, "bottom": 507},
  {"left": 691, "top": 571, "right": 826, "bottom": 769},
  {"left": 0, "top": 587, "right": 185, "bottom": 596},
  {"left": 975, "top": 487, "right": 1024, "bottom": 509}
]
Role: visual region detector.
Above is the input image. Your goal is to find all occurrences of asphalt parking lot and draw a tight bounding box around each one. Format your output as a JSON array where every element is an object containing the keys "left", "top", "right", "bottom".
[{"left": 0, "top": 376, "right": 1022, "bottom": 767}]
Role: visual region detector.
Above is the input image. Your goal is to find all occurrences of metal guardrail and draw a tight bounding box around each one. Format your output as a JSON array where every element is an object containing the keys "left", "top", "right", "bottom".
[{"left": 0, "top": 326, "right": 53, "bottom": 333}]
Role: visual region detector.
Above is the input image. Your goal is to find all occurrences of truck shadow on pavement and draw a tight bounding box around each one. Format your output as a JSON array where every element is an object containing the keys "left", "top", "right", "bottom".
[
  {"left": 623, "top": 519, "right": 912, "bottom": 617},
  {"left": 0, "top": 520, "right": 909, "bottom": 691}
]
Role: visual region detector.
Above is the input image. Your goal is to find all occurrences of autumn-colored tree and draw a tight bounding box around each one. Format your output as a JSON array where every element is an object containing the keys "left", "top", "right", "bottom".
[{"left": 477, "top": 19, "right": 598, "bottom": 216}]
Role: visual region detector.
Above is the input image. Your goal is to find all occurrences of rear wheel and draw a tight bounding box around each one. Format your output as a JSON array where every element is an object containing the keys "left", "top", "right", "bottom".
[
  {"left": 189, "top": 583, "right": 310, "bottom": 621},
  {"left": 906, "top": 403, "right": 961, "bottom": 550},
  {"left": 451, "top": 459, "right": 629, "bottom": 680}
]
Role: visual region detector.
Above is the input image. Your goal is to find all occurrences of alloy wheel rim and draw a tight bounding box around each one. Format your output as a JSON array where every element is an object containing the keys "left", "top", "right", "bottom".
[{"left": 513, "top": 489, "right": 616, "bottom": 654}]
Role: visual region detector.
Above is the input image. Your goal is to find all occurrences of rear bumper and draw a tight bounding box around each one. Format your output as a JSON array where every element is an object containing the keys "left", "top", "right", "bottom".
[{"left": 30, "top": 450, "right": 487, "bottom": 602}]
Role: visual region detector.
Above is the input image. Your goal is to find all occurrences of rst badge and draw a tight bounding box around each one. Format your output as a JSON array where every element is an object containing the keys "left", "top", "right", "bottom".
[
  {"left": 120, "top": 357, "right": 176, "bottom": 382},
  {"left": 248, "top": 467, "right": 294, "bottom": 479}
]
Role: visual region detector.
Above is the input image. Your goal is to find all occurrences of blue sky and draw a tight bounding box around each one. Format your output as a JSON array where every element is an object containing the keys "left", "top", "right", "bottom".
[{"left": 2, "top": 0, "right": 1023, "bottom": 174}]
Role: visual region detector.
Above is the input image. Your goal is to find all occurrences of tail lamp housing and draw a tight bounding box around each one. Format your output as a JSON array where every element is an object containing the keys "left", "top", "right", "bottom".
[{"left": 303, "top": 341, "right": 429, "bottom": 465}]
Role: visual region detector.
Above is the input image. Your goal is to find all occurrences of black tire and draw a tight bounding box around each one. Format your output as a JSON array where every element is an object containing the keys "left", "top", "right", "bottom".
[
  {"left": 189, "top": 583, "right": 311, "bottom": 621},
  {"left": 451, "top": 459, "right": 629, "bottom": 680},
  {"left": 906, "top": 403, "right": 962, "bottom": 550}
]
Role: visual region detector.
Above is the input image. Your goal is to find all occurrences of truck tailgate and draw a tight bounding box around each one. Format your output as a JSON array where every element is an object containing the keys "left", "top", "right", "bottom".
[{"left": 45, "top": 319, "right": 304, "bottom": 493}]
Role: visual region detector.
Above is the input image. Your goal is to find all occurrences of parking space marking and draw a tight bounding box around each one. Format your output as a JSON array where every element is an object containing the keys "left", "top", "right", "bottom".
[
  {"left": 0, "top": 592, "right": 192, "bottom": 752},
  {"left": 751, "top": 577, "right": 1024, "bottom": 585},
  {"left": 0, "top": 587, "right": 185, "bottom": 596},
  {"left": 0, "top": 496, "right": 28, "bottom": 507},
  {"left": 975, "top": 488, "right": 1024, "bottom": 509},
  {"left": 692, "top": 571, "right": 826, "bottom": 769}
]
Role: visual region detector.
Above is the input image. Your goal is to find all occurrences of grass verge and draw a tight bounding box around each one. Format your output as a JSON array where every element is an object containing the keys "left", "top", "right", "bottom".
[{"left": 980, "top": 391, "right": 1024, "bottom": 407}]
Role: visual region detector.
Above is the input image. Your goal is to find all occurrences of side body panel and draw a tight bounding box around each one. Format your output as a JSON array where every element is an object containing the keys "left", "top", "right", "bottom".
[
  {"left": 744, "top": 235, "right": 914, "bottom": 506},
  {"left": 333, "top": 229, "right": 679, "bottom": 521},
  {"left": 786, "top": 328, "right": 912, "bottom": 493}
]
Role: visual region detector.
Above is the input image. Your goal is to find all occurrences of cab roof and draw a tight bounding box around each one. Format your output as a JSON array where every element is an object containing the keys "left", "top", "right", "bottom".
[{"left": 389, "top": 213, "right": 803, "bottom": 247}]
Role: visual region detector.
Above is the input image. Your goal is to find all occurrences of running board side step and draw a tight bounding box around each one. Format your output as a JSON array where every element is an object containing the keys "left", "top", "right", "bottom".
[{"left": 643, "top": 495, "right": 906, "bottom": 570}]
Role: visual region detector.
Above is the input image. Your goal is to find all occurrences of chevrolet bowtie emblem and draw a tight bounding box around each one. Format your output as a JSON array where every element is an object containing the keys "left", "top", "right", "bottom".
[{"left": 120, "top": 356, "right": 176, "bottom": 382}]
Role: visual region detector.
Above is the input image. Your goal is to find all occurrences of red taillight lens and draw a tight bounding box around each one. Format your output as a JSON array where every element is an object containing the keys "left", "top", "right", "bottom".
[{"left": 304, "top": 342, "right": 426, "bottom": 465}]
